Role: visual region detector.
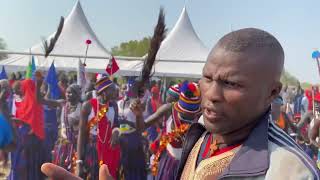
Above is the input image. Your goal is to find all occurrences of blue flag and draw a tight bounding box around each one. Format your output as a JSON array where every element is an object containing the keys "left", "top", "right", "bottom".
[
  {"left": 0, "top": 66, "right": 8, "bottom": 80},
  {"left": 45, "top": 62, "right": 60, "bottom": 99}
]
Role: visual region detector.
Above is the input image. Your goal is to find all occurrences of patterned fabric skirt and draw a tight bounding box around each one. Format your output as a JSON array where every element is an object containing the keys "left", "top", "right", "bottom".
[
  {"left": 119, "top": 131, "right": 147, "bottom": 180},
  {"left": 155, "top": 150, "right": 179, "bottom": 180},
  {"left": 83, "top": 138, "right": 99, "bottom": 180},
  {"left": 52, "top": 139, "right": 76, "bottom": 173}
]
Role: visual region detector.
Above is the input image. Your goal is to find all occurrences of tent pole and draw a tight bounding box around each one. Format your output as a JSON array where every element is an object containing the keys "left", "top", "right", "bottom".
[{"left": 0, "top": 50, "right": 205, "bottom": 63}]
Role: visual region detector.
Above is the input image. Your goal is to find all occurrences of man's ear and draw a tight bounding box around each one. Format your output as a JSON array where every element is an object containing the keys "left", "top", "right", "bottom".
[{"left": 268, "top": 82, "right": 282, "bottom": 104}]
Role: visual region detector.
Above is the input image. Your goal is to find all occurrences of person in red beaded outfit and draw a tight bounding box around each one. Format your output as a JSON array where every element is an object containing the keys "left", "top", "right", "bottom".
[{"left": 76, "top": 74, "right": 120, "bottom": 180}]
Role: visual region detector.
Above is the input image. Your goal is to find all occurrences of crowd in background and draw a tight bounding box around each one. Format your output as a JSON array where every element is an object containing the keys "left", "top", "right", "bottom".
[
  {"left": 0, "top": 70, "right": 320, "bottom": 180},
  {"left": 0, "top": 70, "right": 201, "bottom": 180},
  {"left": 273, "top": 83, "right": 320, "bottom": 166}
]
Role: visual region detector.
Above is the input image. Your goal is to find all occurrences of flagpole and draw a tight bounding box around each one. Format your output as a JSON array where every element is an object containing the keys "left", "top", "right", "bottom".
[
  {"left": 29, "top": 48, "right": 32, "bottom": 63},
  {"left": 83, "top": 39, "right": 92, "bottom": 66},
  {"left": 312, "top": 87, "right": 316, "bottom": 117},
  {"left": 110, "top": 55, "right": 113, "bottom": 80},
  {"left": 83, "top": 45, "right": 89, "bottom": 65},
  {"left": 316, "top": 57, "right": 320, "bottom": 78}
]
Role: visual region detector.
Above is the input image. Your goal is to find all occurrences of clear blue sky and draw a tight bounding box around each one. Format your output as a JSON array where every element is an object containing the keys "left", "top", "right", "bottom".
[{"left": 1, "top": 0, "right": 319, "bottom": 83}]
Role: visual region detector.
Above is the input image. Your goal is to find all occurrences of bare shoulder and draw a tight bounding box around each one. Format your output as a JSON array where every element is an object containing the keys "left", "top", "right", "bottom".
[
  {"left": 158, "top": 103, "right": 173, "bottom": 113},
  {"left": 81, "top": 101, "right": 92, "bottom": 113}
]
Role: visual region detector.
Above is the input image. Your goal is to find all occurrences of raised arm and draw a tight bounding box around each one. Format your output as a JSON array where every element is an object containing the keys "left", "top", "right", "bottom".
[
  {"left": 144, "top": 103, "right": 172, "bottom": 129},
  {"left": 76, "top": 101, "right": 91, "bottom": 177},
  {"left": 35, "top": 72, "right": 64, "bottom": 107},
  {"left": 131, "top": 101, "right": 172, "bottom": 132}
]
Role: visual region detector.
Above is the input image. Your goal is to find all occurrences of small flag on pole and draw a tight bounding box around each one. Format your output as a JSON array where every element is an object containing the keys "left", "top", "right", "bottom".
[
  {"left": 77, "top": 59, "right": 87, "bottom": 92},
  {"left": 0, "top": 66, "right": 8, "bottom": 80},
  {"left": 45, "top": 62, "right": 60, "bottom": 99},
  {"left": 26, "top": 56, "right": 36, "bottom": 80},
  {"left": 106, "top": 56, "right": 119, "bottom": 76}
]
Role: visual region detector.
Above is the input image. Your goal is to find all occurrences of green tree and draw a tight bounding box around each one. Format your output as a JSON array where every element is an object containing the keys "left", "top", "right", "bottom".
[
  {"left": 111, "top": 37, "right": 151, "bottom": 57},
  {"left": 0, "top": 38, "right": 7, "bottom": 60},
  {"left": 280, "top": 70, "right": 299, "bottom": 86},
  {"left": 301, "top": 82, "right": 313, "bottom": 89},
  {"left": 280, "top": 70, "right": 315, "bottom": 89}
]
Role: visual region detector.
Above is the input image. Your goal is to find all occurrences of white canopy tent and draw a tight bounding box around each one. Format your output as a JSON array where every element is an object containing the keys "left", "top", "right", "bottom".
[
  {"left": 0, "top": 3, "right": 209, "bottom": 78},
  {"left": 133, "top": 7, "right": 210, "bottom": 78},
  {"left": 0, "top": 1, "right": 141, "bottom": 75}
]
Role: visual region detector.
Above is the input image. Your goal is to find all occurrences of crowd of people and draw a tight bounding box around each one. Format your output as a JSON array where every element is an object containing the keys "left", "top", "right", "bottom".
[
  {"left": 0, "top": 68, "right": 203, "bottom": 180},
  {"left": 0, "top": 28, "right": 320, "bottom": 180}
]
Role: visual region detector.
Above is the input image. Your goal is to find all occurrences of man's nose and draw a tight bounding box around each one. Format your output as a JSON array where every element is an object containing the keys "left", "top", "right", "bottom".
[{"left": 205, "top": 81, "right": 224, "bottom": 103}]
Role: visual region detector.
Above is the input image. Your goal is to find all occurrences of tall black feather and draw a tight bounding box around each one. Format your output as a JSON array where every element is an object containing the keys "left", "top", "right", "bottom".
[
  {"left": 135, "top": 7, "right": 166, "bottom": 97},
  {"left": 42, "top": 16, "right": 64, "bottom": 58}
]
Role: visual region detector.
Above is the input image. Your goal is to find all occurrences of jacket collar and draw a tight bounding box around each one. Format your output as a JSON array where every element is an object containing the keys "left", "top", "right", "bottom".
[
  {"left": 176, "top": 112, "right": 270, "bottom": 179},
  {"left": 219, "top": 113, "right": 269, "bottom": 178}
]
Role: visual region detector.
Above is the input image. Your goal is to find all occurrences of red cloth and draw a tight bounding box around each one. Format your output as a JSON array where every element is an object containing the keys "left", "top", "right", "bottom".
[
  {"left": 16, "top": 79, "right": 45, "bottom": 139},
  {"left": 150, "top": 86, "right": 162, "bottom": 113},
  {"left": 150, "top": 140, "right": 159, "bottom": 154},
  {"left": 211, "top": 144, "right": 241, "bottom": 157},
  {"left": 202, "top": 134, "right": 241, "bottom": 158},
  {"left": 305, "top": 89, "right": 320, "bottom": 111},
  {"left": 305, "top": 90, "right": 313, "bottom": 111},
  {"left": 90, "top": 98, "right": 120, "bottom": 179},
  {"left": 9, "top": 80, "right": 15, "bottom": 87},
  {"left": 151, "top": 86, "right": 160, "bottom": 94},
  {"left": 106, "top": 56, "right": 119, "bottom": 76}
]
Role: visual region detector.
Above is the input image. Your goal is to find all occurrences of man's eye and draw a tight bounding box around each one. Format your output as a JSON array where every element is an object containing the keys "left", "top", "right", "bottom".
[
  {"left": 223, "top": 80, "right": 240, "bottom": 88},
  {"left": 203, "top": 76, "right": 212, "bottom": 82}
]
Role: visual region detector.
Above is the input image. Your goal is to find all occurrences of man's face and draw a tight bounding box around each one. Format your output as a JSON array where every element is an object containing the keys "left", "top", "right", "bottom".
[
  {"left": 13, "top": 82, "right": 22, "bottom": 96},
  {"left": 100, "top": 85, "right": 116, "bottom": 102},
  {"left": 199, "top": 48, "right": 276, "bottom": 134}
]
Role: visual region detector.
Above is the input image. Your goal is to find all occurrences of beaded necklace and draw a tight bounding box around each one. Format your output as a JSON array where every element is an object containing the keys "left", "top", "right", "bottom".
[
  {"left": 96, "top": 102, "right": 109, "bottom": 144},
  {"left": 63, "top": 103, "right": 76, "bottom": 142},
  {"left": 151, "top": 108, "right": 196, "bottom": 176}
]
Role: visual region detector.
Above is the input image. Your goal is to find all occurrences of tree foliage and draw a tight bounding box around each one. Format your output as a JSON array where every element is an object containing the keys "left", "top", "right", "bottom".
[
  {"left": 281, "top": 70, "right": 299, "bottom": 86},
  {"left": 0, "top": 38, "right": 7, "bottom": 60},
  {"left": 111, "top": 37, "right": 151, "bottom": 57}
]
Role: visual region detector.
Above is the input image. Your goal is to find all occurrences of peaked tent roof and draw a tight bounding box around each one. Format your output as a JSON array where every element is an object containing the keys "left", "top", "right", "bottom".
[
  {"left": 0, "top": 1, "right": 140, "bottom": 74},
  {"left": 156, "top": 7, "right": 209, "bottom": 62},
  {"left": 134, "top": 7, "right": 210, "bottom": 78}
]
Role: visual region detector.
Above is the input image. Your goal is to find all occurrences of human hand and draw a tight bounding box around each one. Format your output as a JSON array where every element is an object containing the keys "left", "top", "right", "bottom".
[
  {"left": 41, "top": 163, "right": 82, "bottom": 180},
  {"left": 57, "top": 99, "right": 66, "bottom": 105},
  {"left": 309, "top": 119, "right": 320, "bottom": 147},
  {"left": 110, "top": 129, "right": 120, "bottom": 147},
  {"left": 99, "top": 164, "right": 114, "bottom": 180},
  {"left": 130, "top": 99, "right": 143, "bottom": 118},
  {"left": 41, "top": 163, "right": 114, "bottom": 180}
]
